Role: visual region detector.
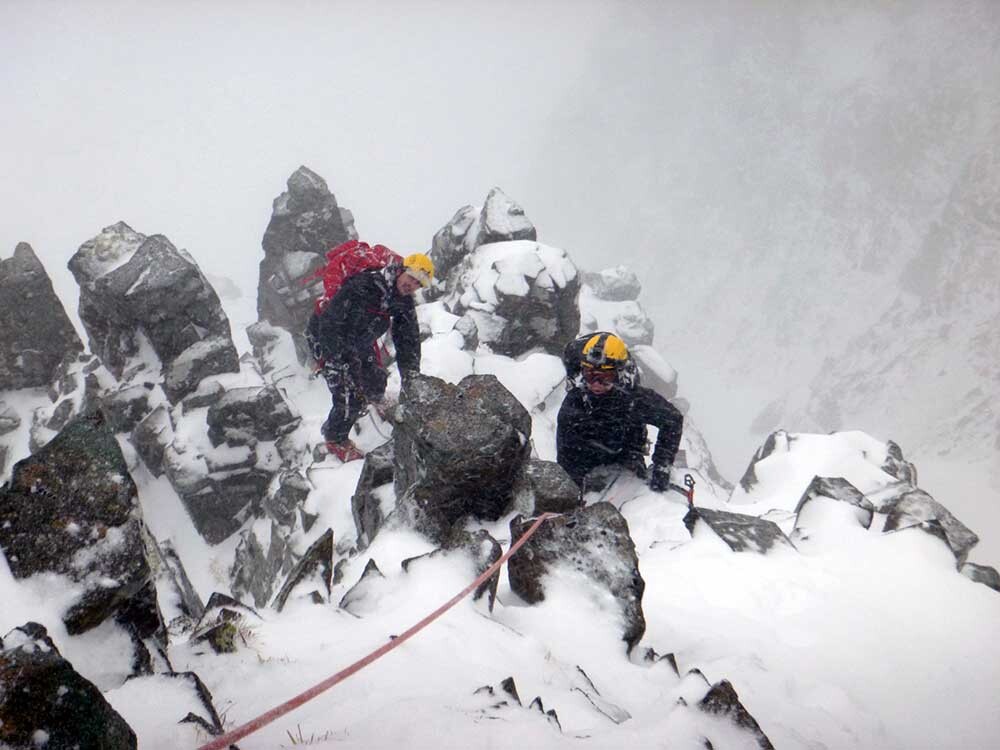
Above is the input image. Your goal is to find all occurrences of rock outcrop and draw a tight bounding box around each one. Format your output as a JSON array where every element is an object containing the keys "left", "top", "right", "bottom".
[
  {"left": 883, "top": 489, "right": 979, "bottom": 564},
  {"left": 0, "top": 413, "right": 161, "bottom": 644},
  {"left": 0, "top": 623, "right": 137, "bottom": 749},
  {"left": 67, "top": 223, "right": 239, "bottom": 401},
  {"left": 0, "top": 243, "right": 83, "bottom": 390},
  {"left": 792, "top": 476, "right": 875, "bottom": 539},
  {"left": 447, "top": 241, "right": 580, "bottom": 357},
  {"left": 685, "top": 507, "right": 796, "bottom": 554},
  {"left": 392, "top": 374, "right": 531, "bottom": 543},
  {"left": 507, "top": 503, "right": 646, "bottom": 651},
  {"left": 257, "top": 166, "right": 358, "bottom": 351}
]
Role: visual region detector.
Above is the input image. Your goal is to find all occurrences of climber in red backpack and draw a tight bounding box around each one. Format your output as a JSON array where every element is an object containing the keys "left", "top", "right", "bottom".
[{"left": 304, "top": 241, "right": 434, "bottom": 462}]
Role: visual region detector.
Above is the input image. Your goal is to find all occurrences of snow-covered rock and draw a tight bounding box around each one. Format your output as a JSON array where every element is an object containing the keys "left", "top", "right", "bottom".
[
  {"left": 580, "top": 266, "right": 642, "bottom": 302},
  {"left": 686, "top": 507, "right": 796, "bottom": 555},
  {"left": 67, "top": 223, "right": 239, "bottom": 400},
  {"left": 0, "top": 242, "right": 83, "bottom": 390},
  {"left": 508, "top": 503, "right": 646, "bottom": 652},
  {"left": 0, "top": 413, "right": 162, "bottom": 666},
  {"left": 448, "top": 240, "right": 580, "bottom": 357},
  {"left": 257, "top": 166, "right": 358, "bottom": 349},
  {"left": 883, "top": 488, "right": 979, "bottom": 564},
  {"left": 392, "top": 374, "right": 531, "bottom": 543},
  {"left": 0, "top": 622, "right": 137, "bottom": 749}
]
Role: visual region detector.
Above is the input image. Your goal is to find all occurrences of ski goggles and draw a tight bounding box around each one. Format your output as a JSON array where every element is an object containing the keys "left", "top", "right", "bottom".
[{"left": 582, "top": 367, "right": 617, "bottom": 385}]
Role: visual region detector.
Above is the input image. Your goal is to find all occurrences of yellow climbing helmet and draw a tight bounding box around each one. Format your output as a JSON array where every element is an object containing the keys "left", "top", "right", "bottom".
[
  {"left": 581, "top": 333, "right": 629, "bottom": 370},
  {"left": 402, "top": 253, "right": 435, "bottom": 288}
]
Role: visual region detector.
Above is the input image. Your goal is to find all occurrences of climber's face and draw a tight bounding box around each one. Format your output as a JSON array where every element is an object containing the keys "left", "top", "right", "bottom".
[
  {"left": 396, "top": 271, "right": 423, "bottom": 296},
  {"left": 583, "top": 367, "right": 616, "bottom": 396}
]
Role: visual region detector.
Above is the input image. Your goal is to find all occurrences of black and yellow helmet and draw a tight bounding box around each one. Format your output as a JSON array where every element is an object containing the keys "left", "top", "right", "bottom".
[{"left": 580, "top": 332, "right": 630, "bottom": 371}]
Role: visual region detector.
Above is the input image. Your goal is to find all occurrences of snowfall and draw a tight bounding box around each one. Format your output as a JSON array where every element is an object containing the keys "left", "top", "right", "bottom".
[{"left": 2, "top": 274, "right": 999, "bottom": 750}]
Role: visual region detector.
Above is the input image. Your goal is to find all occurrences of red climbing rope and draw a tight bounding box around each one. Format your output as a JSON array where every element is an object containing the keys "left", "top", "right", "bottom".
[{"left": 196, "top": 512, "right": 557, "bottom": 750}]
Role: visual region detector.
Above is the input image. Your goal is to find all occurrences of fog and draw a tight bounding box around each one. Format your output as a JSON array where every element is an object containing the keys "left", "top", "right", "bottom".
[{"left": 3, "top": 1, "right": 998, "bottom": 559}]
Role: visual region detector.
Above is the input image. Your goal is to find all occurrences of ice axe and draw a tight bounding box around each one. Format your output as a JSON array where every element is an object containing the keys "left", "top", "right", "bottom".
[{"left": 666, "top": 473, "right": 695, "bottom": 507}]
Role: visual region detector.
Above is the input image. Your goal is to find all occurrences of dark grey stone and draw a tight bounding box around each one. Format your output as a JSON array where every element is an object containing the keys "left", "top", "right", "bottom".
[
  {"left": 960, "top": 562, "right": 1000, "bottom": 592},
  {"left": 68, "top": 224, "right": 239, "bottom": 397},
  {"left": 883, "top": 440, "right": 918, "bottom": 485},
  {"left": 474, "top": 187, "right": 538, "bottom": 248},
  {"left": 206, "top": 385, "right": 300, "bottom": 448},
  {"left": 449, "top": 242, "right": 581, "bottom": 358},
  {"left": 0, "top": 413, "right": 159, "bottom": 637},
  {"left": 581, "top": 266, "right": 642, "bottom": 301},
  {"left": 512, "top": 459, "right": 583, "bottom": 515},
  {"left": 273, "top": 529, "right": 335, "bottom": 612},
  {"left": 265, "top": 470, "right": 312, "bottom": 528},
  {"left": 0, "top": 623, "right": 137, "bottom": 749},
  {"left": 698, "top": 679, "right": 775, "bottom": 750},
  {"left": 339, "top": 558, "right": 385, "bottom": 615},
  {"left": 685, "top": 507, "right": 796, "bottom": 554},
  {"left": 179, "top": 469, "right": 271, "bottom": 545},
  {"left": 0, "top": 243, "right": 84, "bottom": 390},
  {"left": 180, "top": 380, "right": 226, "bottom": 414},
  {"left": 792, "top": 476, "right": 875, "bottom": 535},
  {"left": 230, "top": 522, "right": 297, "bottom": 608},
  {"left": 429, "top": 205, "right": 478, "bottom": 280},
  {"left": 130, "top": 405, "right": 174, "bottom": 477},
  {"left": 392, "top": 374, "right": 531, "bottom": 543},
  {"left": 351, "top": 441, "right": 395, "bottom": 548},
  {"left": 883, "top": 489, "right": 978, "bottom": 563},
  {"left": 147, "top": 534, "right": 205, "bottom": 625},
  {"left": 257, "top": 167, "right": 357, "bottom": 344},
  {"left": 163, "top": 337, "right": 240, "bottom": 404},
  {"left": 737, "top": 430, "right": 791, "bottom": 493},
  {"left": 100, "top": 384, "right": 154, "bottom": 433},
  {"left": 0, "top": 400, "right": 21, "bottom": 435},
  {"left": 508, "top": 503, "right": 645, "bottom": 652}
]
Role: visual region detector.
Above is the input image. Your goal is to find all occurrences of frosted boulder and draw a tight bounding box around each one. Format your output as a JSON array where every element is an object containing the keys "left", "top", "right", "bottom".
[
  {"left": 0, "top": 242, "right": 83, "bottom": 389},
  {"left": 0, "top": 400, "right": 21, "bottom": 435},
  {"left": 581, "top": 266, "right": 642, "bottom": 301},
  {"left": 392, "top": 374, "right": 531, "bottom": 543},
  {"left": 792, "top": 476, "right": 875, "bottom": 538},
  {"left": 448, "top": 240, "right": 580, "bottom": 357},
  {"left": 351, "top": 441, "right": 395, "bottom": 548},
  {"left": 273, "top": 529, "right": 336, "bottom": 612},
  {"left": 257, "top": 166, "right": 358, "bottom": 345},
  {"left": 68, "top": 223, "right": 239, "bottom": 399},
  {"left": 206, "top": 385, "right": 300, "bottom": 447},
  {"left": 883, "top": 489, "right": 979, "bottom": 563},
  {"left": 684, "top": 507, "right": 796, "bottom": 554},
  {"left": 230, "top": 522, "right": 297, "bottom": 608},
  {"left": 698, "top": 679, "right": 776, "bottom": 750},
  {"left": 429, "top": 204, "right": 479, "bottom": 280},
  {"left": 960, "top": 562, "right": 1000, "bottom": 593},
  {"left": 0, "top": 623, "right": 138, "bottom": 749},
  {"left": 507, "top": 503, "right": 646, "bottom": 652},
  {"left": 511, "top": 459, "right": 583, "bottom": 515},
  {"left": 475, "top": 187, "right": 538, "bottom": 248},
  {"left": 0, "top": 413, "right": 162, "bottom": 644}
]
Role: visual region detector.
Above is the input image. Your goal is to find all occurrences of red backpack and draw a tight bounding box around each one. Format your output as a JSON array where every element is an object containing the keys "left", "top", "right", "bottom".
[{"left": 304, "top": 240, "right": 401, "bottom": 314}]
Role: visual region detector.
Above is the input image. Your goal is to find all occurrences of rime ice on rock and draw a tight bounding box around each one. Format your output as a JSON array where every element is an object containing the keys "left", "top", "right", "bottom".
[
  {"left": 0, "top": 242, "right": 83, "bottom": 390},
  {"left": 508, "top": 503, "right": 646, "bottom": 652},
  {"left": 257, "top": 166, "right": 359, "bottom": 351},
  {"left": 67, "top": 223, "right": 239, "bottom": 401},
  {"left": 448, "top": 240, "right": 581, "bottom": 357}
]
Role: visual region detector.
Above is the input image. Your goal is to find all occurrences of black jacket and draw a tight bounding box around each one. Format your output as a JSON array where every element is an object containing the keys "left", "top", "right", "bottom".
[
  {"left": 309, "top": 267, "right": 420, "bottom": 385},
  {"left": 556, "top": 385, "right": 683, "bottom": 486}
]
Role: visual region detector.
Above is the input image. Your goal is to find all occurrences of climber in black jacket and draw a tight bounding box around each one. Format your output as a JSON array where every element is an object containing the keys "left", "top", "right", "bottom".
[
  {"left": 557, "top": 332, "right": 683, "bottom": 491},
  {"left": 305, "top": 253, "right": 434, "bottom": 461}
]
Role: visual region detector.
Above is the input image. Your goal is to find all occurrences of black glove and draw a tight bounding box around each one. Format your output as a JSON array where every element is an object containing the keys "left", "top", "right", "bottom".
[
  {"left": 649, "top": 464, "right": 672, "bottom": 493},
  {"left": 622, "top": 452, "right": 647, "bottom": 479}
]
